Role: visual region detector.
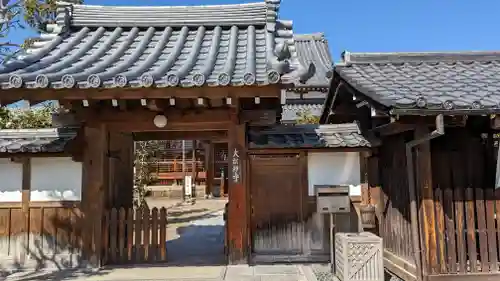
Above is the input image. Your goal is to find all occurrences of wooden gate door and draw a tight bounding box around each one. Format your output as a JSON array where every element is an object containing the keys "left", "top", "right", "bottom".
[{"left": 249, "top": 154, "right": 304, "bottom": 255}]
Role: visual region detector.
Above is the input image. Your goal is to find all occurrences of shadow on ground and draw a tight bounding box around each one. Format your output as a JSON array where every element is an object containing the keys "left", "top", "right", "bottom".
[
  {"left": 2, "top": 267, "right": 109, "bottom": 281},
  {"left": 167, "top": 208, "right": 209, "bottom": 217},
  {"left": 167, "top": 208, "right": 224, "bottom": 224},
  {"left": 166, "top": 211, "right": 226, "bottom": 266}
]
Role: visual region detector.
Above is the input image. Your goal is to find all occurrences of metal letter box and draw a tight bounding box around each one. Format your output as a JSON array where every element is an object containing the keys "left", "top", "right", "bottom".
[{"left": 315, "top": 185, "right": 350, "bottom": 214}]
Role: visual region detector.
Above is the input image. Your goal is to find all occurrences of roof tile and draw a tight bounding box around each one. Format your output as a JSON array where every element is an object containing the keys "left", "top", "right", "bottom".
[
  {"left": 0, "top": 128, "right": 76, "bottom": 153},
  {"left": 0, "top": 1, "right": 315, "bottom": 90},
  {"left": 248, "top": 123, "right": 371, "bottom": 149},
  {"left": 291, "top": 33, "right": 333, "bottom": 89},
  {"left": 336, "top": 51, "right": 500, "bottom": 111}
]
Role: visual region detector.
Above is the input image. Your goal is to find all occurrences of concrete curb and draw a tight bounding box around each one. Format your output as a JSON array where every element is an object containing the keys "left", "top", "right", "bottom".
[{"left": 300, "top": 265, "right": 319, "bottom": 281}]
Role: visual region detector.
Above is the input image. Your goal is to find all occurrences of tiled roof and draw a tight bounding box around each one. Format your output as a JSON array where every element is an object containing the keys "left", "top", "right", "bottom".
[
  {"left": 0, "top": 1, "right": 315, "bottom": 90},
  {"left": 248, "top": 123, "right": 371, "bottom": 149},
  {"left": 281, "top": 103, "right": 323, "bottom": 123},
  {"left": 281, "top": 33, "right": 332, "bottom": 122},
  {"left": 0, "top": 128, "right": 76, "bottom": 153},
  {"left": 336, "top": 51, "right": 500, "bottom": 112},
  {"left": 291, "top": 33, "right": 333, "bottom": 89}
]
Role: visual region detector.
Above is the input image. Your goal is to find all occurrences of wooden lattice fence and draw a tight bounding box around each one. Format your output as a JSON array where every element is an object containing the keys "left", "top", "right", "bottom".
[{"left": 102, "top": 207, "right": 167, "bottom": 264}]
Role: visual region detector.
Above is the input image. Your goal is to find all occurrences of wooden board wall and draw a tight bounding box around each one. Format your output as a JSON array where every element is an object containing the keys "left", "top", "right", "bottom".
[{"left": 0, "top": 205, "right": 83, "bottom": 266}]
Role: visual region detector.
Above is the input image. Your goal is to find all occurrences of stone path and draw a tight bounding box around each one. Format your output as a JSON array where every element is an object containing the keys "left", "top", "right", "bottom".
[
  {"left": 164, "top": 198, "right": 227, "bottom": 265},
  {"left": 5, "top": 264, "right": 320, "bottom": 281},
  {"left": 166, "top": 210, "right": 226, "bottom": 265}
]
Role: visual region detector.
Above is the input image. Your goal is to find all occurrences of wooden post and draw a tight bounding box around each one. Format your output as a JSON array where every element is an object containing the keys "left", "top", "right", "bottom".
[
  {"left": 109, "top": 132, "right": 134, "bottom": 209},
  {"left": 206, "top": 141, "right": 214, "bottom": 197},
  {"left": 414, "top": 123, "right": 438, "bottom": 275},
  {"left": 227, "top": 104, "right": 248, "bottom": 264},
  {"left": 81, "top": 124, "right": 109, "bottom": 267},
  {"left": 192, "top": 140, "right": 196, "bottom": 197},
  {"left": 367, "top": 154, "right": 382, "bottom": 235},
  {"left": 20, "top": 157, "right": 31, "bottom": 264}
]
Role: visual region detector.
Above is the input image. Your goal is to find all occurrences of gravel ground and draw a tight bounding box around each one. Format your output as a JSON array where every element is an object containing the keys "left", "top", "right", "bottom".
[
  {"left": 311, "top": 263, "right": 402, "bottom": 281},
  {"left": 311, "top": 264, "right": 337, "bottom": 281}
]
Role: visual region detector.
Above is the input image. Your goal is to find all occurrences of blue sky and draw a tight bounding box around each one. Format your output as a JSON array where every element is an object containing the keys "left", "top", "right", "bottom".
[{"left": 6, "top": 0, "right": 500, "bottom": 62}]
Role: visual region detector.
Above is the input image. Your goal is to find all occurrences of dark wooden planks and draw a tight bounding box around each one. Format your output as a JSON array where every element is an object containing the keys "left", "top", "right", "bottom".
[
  {"left": 474, "top": 188, "right": 489, "bottom": 272},
  {"left": 434, "top": 187, "right": 446, "bottom": 273},
  {"left": 102, "top": 207, "right": 167, "bottom": 265},
  {"left": 465, "top": 187, "right": 478, "bottom": 272},
  {"left": 443, "top": 188, "right": 457, "bottom": 273},
  {"left": 484, "top": 188, "right": 498, "bottom": 272}
]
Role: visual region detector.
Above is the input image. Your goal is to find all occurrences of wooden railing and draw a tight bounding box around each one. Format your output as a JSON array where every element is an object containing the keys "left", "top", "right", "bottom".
[
  {"left": 102, "top": 207, "right": 167, "bottom": 264},
  {"left": 149, "top": 160, "right": 207, "bottom": 183}
]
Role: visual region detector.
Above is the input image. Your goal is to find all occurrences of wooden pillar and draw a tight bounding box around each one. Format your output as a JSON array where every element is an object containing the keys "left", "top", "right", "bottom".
[
  {"left": 81, "top": 124, "right": 109, "bottom": 266},
  {"left": 20, "top": 157, "right": 31, "bottom": 264},
  {"left": 192, "top": 140, "right": 196, "bottom": 196},
  {"left": 206, "top": 141, "right": 214, "bottom": 197},
  {"left": 109, "top": 132, "right": 134, "bottom": 209},
  {"left": 414, "top": 123, "right": 437, "bottom": 275},
  {"left": 367, "top": 153, "right": 382, "bottom": 235},
  {"left": 227, "top": 105, "right": 248, "bottom": 264}
]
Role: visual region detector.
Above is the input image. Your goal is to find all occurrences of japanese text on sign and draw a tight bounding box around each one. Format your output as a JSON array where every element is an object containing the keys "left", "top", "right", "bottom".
[{"left": 231, "top": 148, "right": 240, "bottom": 183}]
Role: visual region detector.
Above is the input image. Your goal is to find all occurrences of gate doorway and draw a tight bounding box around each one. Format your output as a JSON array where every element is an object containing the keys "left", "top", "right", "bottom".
[{"left": 102, "top": 132, "right": 229, "bottom": 266}]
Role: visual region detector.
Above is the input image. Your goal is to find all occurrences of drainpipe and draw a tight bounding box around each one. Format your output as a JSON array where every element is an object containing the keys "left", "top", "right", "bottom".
[{"left": 405, "top": 114, "right": 444, "bottom": 281}]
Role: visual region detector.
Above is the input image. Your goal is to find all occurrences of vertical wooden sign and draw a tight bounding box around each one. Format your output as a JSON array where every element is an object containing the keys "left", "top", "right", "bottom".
[{"left": 231, "top": 147, "right": 241, "bottom": 184}]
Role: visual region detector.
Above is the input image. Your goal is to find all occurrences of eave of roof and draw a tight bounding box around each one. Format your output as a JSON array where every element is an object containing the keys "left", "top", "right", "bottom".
[
  {"left": 0, "top": 0, "right": 315, "bottom": 90},
  {"left": 0, "top": 128, "right": 77, "bottom": 154},
  {"left": 334, "top": 50, "right": 500, "bottom": 114},
  {"left": 248, "top": 123, "right": 371, "bottom": 149}
]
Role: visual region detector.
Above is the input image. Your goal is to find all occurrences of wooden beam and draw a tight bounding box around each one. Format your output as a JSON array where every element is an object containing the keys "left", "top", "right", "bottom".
[
  {"left": 370, "top": 122, "right": 416, "bottom": 136},
  {"left": 78, "top": 108, "right": 232, "bottom": 132},
  {"left": 398, "top": 115, "right": 467, "bottom": 127},
  {"left": 240, "top": 109, "right": 277, "bottom": 126},
  {"left": 110, "top": 120, "right": 230, "bottom": 132},
  {"left": 247, "top": 147, "right": 371, "bottom": 154},
  {"left": 133, "top": 130, "right": 228, "bottom": 141},
  {"left": 415, "top": 122, "right": 438, "bottom": 275},
  {"left": 146, "top": 99, "right": 168, "bottom": 111},
  {"left": 0, "top": 85, "right": 281, "bottom": 101}
]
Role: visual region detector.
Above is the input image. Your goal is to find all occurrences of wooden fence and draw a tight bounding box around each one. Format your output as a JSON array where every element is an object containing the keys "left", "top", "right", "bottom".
[
  {"left": 431, "top": 186, "right": 500, "bottom": 274},
  {"left": 102, "top": 207, "right": 167, "bottom": 265},
  {"left": 378, "top": 133, "right": 416, "bottom": 266}
]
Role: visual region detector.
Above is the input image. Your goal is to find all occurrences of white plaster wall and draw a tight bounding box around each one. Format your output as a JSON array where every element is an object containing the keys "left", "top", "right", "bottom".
[
  {"left": 31, "top": 157, "right": 82, "bottom": 201},
  {"left": 307, "top": 152, "right": 361, "bottom": 196},
  {"left": 0, "top": 157, "right": 82, "bottom": 202},
  {"left": 0, "top": 158, "right": 22, "bottom": 202}
]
